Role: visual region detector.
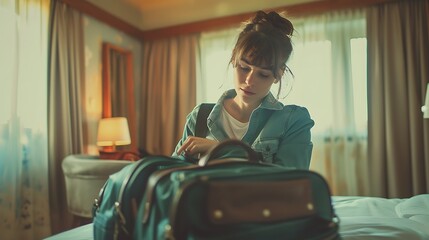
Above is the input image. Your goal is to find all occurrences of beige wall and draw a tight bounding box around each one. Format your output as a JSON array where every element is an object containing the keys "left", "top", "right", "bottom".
[{"left": 82, "top": 15, "right": 142, "bottom": 154}]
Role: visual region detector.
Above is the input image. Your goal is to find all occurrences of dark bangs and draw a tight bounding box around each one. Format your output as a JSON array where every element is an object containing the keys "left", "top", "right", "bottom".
[{"left": 231, "top": 32, "right": 286, "bottom": 79}]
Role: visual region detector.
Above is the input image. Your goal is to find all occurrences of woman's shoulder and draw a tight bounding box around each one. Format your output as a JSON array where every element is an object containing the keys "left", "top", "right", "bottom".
[
  {"left": 278, "top": 104, "right": 311, "bottom": 117},
  {"left": 271, "top": 104, "right": 314, "bottom": 126},
  {"left": 192, "top": 102, "right": 217, "bottom": 113},
  {"left": 186, "top": 102, "right": 217, "bottom": 122},
  {"left": 186, "top": 104, "right": 200, "bottom": 117}
]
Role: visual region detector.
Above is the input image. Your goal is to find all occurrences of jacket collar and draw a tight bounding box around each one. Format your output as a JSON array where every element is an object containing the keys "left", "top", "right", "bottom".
[{"left": 219, "top": 89, "right": 283, "bottom": 111}]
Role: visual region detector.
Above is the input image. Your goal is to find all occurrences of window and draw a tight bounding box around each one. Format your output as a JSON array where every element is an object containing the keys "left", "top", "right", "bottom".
[
  {"left": 351, "top": 38, "right": 368, "bottom": 134},
  {"left": 197, "top": 29, "right": 236, "bottom": 103},
  {"left": 286, "top": 40, "right": 334, "bottom": 135},
  {"left": 286, "top": 38, "right": 367, "bottom": 136}
]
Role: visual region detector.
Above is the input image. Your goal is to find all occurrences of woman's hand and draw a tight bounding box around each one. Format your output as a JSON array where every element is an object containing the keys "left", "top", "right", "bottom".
[{"left": 177, "top": 136, "right": 218, "bottom": 157}]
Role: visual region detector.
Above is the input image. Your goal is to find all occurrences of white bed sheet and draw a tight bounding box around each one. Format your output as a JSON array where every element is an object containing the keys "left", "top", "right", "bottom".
[
  {"left": 45, "top": 194, "right": 429, "bottom": 240},
  {"left": 333, "top": 194, "right": 429, "bottom": 239}
]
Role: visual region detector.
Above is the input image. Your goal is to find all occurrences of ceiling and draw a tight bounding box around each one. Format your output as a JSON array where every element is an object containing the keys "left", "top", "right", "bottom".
[{"left": 86, "top": 0, "right": 320, "bottom": 31}]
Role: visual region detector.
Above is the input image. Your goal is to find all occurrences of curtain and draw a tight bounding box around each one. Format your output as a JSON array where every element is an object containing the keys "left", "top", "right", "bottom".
[
  {"left": 139, "top": 35, "right": 198, "bottom": 155},
  {"left": 367, "top": 0, "right": 429, "bottom": 198},
  {"left": 198, "top": 28, "right": 238, "bottom": 103},
  {"left": 48, "top": 1, "right": 86, "bottom": 233},
  {"left": 0, "top": 0, "right": 51, "bottom": 239},
  {"left": 289, "top": 10, "right": 369, "bottom": 196}
]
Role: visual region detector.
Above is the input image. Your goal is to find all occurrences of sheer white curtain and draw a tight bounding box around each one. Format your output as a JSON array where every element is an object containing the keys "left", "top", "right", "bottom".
[
  {"left": 0, "top": 0, "right": 51, "bottom": 239},
  {"left": 288, "top": 10, "right": 368, "bottom": 196},
  {"left": 198, "top": 10, "right": 368, "bottom": 196},
  {"left": 198, "top": 28, "right": 238, "bottom": 103}
]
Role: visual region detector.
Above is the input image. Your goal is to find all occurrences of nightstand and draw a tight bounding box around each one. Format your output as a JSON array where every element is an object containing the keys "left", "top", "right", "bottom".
[{"left": 61, "top": 155, "right": 133, "bottom": 226}]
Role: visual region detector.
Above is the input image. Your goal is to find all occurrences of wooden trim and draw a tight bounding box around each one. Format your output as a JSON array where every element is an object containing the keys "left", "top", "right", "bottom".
[
  {"left": 60, "top": 0, "right": 143, "bottom": 39},
  {"left": 274, "top": 0, "right": 397, "bottom": 17},
  {"left": 141, "top": 0, "right": 397, "bottom": 40},
  {"left": 125, "top": 53, "right": 137, "bottom": 152},
  {"left": 101, "top": 43, "right": 112, "bottom": 118},
  {"left": 63, "top": 0, "right": 397, "bottom": 40},
  {"left": 101, "top": 43, "right": 138, "bottom": 151}
]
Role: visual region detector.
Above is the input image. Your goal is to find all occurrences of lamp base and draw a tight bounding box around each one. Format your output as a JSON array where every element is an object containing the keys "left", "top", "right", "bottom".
[
  {"left": 100, "top": 145, "right": 116, "bottom": 152},
  {"left": 99, "top": 150, "right": 141, "bottom": 161},
  {"left": 99, "top": 150, "right": 122, "bottom": 160}
]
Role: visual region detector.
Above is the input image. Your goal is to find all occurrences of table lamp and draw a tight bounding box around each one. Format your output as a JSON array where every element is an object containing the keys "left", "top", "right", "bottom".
[
  {"left": 422, "top": 83, "right": 429, "bottom": 119},
  {"left": 97, "top": 117, "right": 131, "bottom": 152}
]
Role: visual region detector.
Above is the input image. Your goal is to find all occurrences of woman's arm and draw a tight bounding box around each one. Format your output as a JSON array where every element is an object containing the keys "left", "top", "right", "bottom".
[
  {"left": 172, "top": 106, "right": 198, "bottom": 160},
  {"left": 172, "top": 104, "right": 218, "bottom": 160},
  {"left": 273, "top": 106, "right": 315, "bottom": 169}
]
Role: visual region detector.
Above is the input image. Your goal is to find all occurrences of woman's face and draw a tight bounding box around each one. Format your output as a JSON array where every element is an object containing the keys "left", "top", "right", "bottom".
[{"left": 233, "top": 57, "right": 278, "bottom": 105}]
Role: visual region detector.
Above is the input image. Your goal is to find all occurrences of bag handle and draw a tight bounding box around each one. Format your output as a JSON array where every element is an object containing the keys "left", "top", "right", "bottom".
[
  {"left": 142, "top": 140, "right": 264, "bottom": 224},
  {"left": 198, "top": 139, "right": 260, "bottom": 166}
]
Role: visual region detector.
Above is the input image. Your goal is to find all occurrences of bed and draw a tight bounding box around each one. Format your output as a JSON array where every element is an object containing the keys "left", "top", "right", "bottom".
[
  {"left": 45, "top": 194, "right": 429, "bottom": 240},
  {"left": 333, "top": 194, "right": 429, "bottom": 239}
]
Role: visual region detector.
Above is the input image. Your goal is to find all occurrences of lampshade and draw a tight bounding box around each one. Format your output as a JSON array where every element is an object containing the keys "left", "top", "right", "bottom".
[
  {"left": 422, "top": 83, "right": 429, "bottom": 119},
  {"left": 97, "top": 117, "right": 131, "bottom": 147}
]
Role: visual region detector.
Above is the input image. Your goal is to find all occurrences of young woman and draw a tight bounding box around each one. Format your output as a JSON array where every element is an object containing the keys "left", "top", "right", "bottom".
[{"left": 172, "top": 11, "right": 314, "bottom": 169}]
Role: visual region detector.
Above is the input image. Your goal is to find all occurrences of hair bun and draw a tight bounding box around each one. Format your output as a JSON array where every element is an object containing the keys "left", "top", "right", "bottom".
[{"left": 248, "top": 11, "right": 294, "bottom": 37}]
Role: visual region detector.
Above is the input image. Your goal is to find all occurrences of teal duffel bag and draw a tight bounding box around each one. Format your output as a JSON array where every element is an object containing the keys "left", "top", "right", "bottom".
[
  {"left": 92, "top": 155, "right": 194, "bottom": 240},
  {"left": 134, "top": 140, "right": 340, "bottom": 240}
]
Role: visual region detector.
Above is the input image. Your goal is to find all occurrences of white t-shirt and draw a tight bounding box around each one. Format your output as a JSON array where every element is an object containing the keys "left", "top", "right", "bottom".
[{"left": 220, "top": 105, "right": 249, "bottom": 140}]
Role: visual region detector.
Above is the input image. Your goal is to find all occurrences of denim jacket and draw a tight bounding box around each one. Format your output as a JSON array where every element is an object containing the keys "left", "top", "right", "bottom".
[{"left": 172, "top": 89, "right": 315, "bottom": 169}]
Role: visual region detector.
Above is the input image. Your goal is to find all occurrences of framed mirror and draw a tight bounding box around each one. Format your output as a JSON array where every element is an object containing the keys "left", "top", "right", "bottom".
[{"left": 102, "top": 42, "right": 137, "bottom": 151}]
